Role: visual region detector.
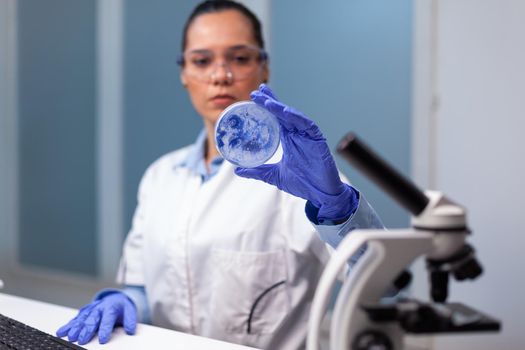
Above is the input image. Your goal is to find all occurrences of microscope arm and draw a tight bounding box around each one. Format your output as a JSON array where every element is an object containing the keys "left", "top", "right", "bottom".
[
  {"left": 307, "top": 229, "right": 435, "bottom": 350},
  {"left": 331, "top": 229, "right": 435, "bottom": 350}
]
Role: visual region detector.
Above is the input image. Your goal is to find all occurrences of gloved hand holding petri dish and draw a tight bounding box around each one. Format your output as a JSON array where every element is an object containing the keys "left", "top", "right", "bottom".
[{"left": 215, "top": 101, "right": 281, "bottom": 168}]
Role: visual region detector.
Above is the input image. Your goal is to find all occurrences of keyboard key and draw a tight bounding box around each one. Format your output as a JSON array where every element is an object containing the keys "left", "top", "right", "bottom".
[{"left": 0, "top": 313, "right": 86, "bottom": 350}]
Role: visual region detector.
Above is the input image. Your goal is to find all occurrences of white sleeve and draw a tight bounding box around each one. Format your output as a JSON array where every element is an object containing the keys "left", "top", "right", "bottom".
[{"left": 311, "top": 192, "right": 385, "bottom": 249}]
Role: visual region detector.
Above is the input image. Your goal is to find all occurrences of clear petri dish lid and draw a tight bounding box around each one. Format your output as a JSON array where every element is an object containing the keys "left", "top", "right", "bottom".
[{"left": 215, "top": 101, "right": 280, "bottom": 168}]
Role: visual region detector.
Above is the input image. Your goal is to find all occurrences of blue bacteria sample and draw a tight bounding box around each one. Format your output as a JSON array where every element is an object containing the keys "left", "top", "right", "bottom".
[{"left": 215, "top": 101, "right": 280, "bottom": 168}]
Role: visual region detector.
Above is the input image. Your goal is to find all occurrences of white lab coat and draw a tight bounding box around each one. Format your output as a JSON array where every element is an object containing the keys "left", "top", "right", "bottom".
[{"left": 117, "top": 145, "right": 337, "bottom": 349}]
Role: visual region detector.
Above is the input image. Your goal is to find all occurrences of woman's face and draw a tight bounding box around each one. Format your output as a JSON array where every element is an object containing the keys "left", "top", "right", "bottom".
[{"left": 181, "top": 10, "right": 269, "bottom": 130}]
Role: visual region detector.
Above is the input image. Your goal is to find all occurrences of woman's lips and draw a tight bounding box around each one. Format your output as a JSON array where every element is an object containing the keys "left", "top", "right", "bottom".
[{"left": 211, "top": 95, "right": 236, "bottom": 107}]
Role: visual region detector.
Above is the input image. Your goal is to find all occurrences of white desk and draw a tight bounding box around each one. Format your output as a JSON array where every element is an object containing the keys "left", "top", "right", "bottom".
[{"left": 0, "top": 292, "right": 259, "bottom": 349}]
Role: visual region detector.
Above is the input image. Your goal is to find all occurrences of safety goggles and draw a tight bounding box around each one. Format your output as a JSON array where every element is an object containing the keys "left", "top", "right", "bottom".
[{"left": 177, "top": 45, "right": 268, "bottom": 83}]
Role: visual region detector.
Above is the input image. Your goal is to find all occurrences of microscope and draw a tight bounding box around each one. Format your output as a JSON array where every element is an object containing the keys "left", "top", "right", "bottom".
[{"left": 307, "top": 133, "right": 501, "bottom": 350}]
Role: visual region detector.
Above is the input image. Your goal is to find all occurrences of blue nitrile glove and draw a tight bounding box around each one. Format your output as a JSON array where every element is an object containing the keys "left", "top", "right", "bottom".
[
  {"left": 235, "top": 84, "right": 359, "bottom": 223},
  {"left": 56, "top": 291, "right": 137, "bottom": 345}
]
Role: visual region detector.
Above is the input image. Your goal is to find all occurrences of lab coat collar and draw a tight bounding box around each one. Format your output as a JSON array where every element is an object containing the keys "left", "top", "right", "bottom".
[{"left": 175, "top": 128, "right": 224, "bottom": 180}]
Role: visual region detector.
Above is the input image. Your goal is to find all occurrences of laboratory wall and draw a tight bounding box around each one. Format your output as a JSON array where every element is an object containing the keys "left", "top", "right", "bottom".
[
  {"left": 0, "top": 0, "right": 99, "bottom": 278},
  {"left": 0, "top": 0, "right": 105, "bottom": 306},
  {"left": 411, "top": 1, "right": 525, "bottom": 349},
  {"left": 271, "top": 0, "right": 412, "bottom": 229},
  {"left": 0, "top": 1, "right": 12, "bottom": 270},
  {"left": 16, "top": 0, "right": 98, "bottom": 276}
]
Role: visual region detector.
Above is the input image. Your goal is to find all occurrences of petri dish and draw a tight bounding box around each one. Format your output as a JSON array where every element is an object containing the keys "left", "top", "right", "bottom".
[{"left": 215, "top": 101, "right": 280, "bottom": 168}]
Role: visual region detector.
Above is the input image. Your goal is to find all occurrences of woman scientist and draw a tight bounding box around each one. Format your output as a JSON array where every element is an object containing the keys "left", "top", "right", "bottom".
[{"left": 56, "top": 1, "right": 383, "bottom": 349}]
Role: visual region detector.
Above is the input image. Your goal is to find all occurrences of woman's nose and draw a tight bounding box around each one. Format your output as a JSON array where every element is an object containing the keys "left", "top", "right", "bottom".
[{"left": 210, "top": 63, "right": 233, "bottom": 85}]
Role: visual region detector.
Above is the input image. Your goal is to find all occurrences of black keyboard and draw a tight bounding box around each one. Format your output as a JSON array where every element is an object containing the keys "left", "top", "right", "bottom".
[{"left": 0, "top": 313, "right": 86, "bottom": 350}]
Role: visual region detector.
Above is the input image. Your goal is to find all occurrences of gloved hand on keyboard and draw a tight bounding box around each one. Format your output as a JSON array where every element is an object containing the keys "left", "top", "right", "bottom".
[
  {"left": 235, "top": 84, "right": 359, "bottom": 223},
  {"left": 56, "top": 291, "right": 137, "bottom": 345}
]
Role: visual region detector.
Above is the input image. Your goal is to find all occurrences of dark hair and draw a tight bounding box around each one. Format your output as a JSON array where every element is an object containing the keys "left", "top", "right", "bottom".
[{"left": 181, "top": 0, "right": 265, "bottom": 51}]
